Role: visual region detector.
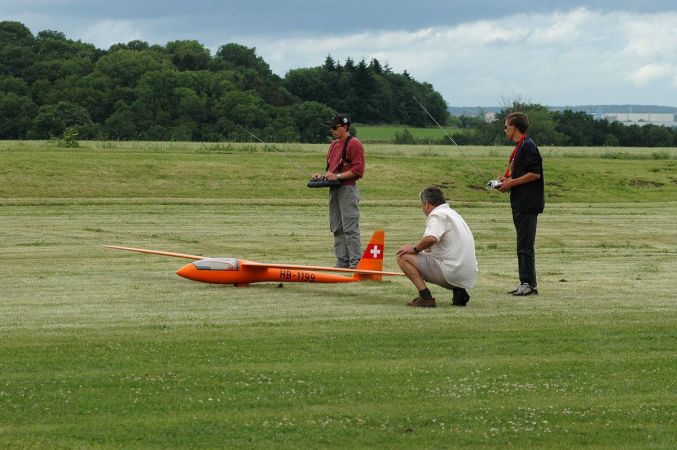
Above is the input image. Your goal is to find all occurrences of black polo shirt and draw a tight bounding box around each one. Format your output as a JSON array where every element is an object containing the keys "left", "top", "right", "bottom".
[{"left": 510, "top": 137, "right": 544, "bottom": 214}]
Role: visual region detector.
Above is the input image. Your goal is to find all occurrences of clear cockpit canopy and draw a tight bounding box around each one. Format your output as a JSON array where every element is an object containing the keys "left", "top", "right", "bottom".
[{"left": 193, "top": 258, "right": 239, "bottom": 271}]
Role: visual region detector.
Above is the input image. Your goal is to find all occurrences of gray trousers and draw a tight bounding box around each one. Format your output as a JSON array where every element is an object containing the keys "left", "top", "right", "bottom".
[{"left": 328, "top": 185, "right": 361, "bottom": 268}]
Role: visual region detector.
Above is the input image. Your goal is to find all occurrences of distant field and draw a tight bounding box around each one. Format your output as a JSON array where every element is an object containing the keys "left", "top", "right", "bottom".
[
  {"left": 354, "top": 124, "right": 461, "bottom": 142},
  {"left": 1, "top": 141, "right": 675, "bottom": 448}
]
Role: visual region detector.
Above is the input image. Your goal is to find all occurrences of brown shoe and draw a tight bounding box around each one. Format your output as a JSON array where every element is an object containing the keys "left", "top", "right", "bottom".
[{"left": 407, "top": 296, "right": 436, "bottom": 307}]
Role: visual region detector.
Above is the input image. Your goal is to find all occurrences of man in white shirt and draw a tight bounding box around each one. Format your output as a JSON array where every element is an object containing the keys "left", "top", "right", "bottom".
[{"left": 396, "top": 186, "right": 479, "bottom": 307}]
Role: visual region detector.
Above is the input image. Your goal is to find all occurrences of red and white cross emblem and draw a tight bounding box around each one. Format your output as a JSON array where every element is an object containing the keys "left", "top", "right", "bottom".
[{"left": 369, "top": 245, "right": 382, "bottom": 259}]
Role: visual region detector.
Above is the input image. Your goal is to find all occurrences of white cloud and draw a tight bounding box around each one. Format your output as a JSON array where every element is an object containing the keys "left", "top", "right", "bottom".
[
  {"left": 80, "top": 19, "right": 148, "bottom": 48},
  {"left": 630, "top": 64, "right": 674, "bottom": 86},
  {"left": 240, "top": 8, "right": 677, "bottom": 105},
  {"left": 619, "top": 12, "right": 677, "bottom": 58}
]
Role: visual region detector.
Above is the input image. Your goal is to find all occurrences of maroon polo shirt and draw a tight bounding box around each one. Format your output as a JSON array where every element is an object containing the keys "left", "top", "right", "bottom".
[{"left": 325, "top": 136, "right": 365, "bottom": 186}]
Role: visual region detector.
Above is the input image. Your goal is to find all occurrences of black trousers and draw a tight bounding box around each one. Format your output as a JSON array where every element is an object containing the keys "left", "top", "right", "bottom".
[{"left": 512, "top": 210, "right": 538, "bottom": 286}]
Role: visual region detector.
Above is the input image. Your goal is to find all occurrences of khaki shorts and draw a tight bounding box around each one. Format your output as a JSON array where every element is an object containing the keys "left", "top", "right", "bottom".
[{"left": 417, "top": 253, "right": 456, "bottom": 290}]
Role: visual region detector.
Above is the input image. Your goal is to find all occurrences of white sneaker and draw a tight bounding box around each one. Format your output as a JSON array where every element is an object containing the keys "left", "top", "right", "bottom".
[
  {"left": 506, "top": 283, "right": 521, "bottom": 294},
  {"left": 512, "top": 283, "right": 538, "bottom": 296}
]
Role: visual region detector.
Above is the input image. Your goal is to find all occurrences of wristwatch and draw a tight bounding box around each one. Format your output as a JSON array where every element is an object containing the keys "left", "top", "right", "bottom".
[
  {"left": 337, "top": 173, "right": 341, "bottom": 180},
  {"left": 413, "top": 244, "right": 420, "bottom": 253}
]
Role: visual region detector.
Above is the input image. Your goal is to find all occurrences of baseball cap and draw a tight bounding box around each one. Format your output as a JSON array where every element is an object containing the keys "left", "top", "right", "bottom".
[{"left": 326, "top": 113, "right": 350, "bottom": 127}]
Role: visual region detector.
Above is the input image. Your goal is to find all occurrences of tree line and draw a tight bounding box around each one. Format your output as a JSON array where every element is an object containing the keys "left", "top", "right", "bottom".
[
  {"left": 1, "top": 20, "right": 674, "bottom": 146},
  {"left": 0, "top": 21, "right": 447, "bottom": 143},
  {"left": 445, "top": 104, "right": 677, "bottom": 147}
]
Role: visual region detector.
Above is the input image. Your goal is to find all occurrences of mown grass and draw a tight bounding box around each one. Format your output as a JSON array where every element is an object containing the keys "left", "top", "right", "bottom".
[
  {"left": 353, "top": 124, "right": 462, "bottom": 143},
  {"left": 1, "top": 140, "right": 675, "bottom": 203},
  {"left": 0, "top": 141, "right": 675, "bottom": 449}
]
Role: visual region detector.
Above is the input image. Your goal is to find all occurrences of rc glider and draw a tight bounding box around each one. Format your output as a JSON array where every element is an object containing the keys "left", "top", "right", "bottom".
[{"left": 105, "top": 230, "right": 403, "bottom": 287}]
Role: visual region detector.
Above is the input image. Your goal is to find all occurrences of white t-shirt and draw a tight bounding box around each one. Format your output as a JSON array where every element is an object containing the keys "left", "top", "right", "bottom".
[{"left": 423, "top": 203, "right": 479, "bottom": 289}]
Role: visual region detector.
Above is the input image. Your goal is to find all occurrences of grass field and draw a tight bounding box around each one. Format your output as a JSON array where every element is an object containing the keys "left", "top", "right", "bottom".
[
  {"left": 353, "top": 124, "right": 461, "bottom": 143},
  {"left": 1, "top": 141, "right": 676, "bottom": 448}
]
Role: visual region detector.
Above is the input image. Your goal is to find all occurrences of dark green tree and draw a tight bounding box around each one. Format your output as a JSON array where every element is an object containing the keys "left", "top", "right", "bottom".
[
  {"left": 622, "top": 124, "right": 645, "bottom": 146},
  {"left": 289, "top": 101, "right": 335, "bottom": 143},
  {"left": 0, "top": 75, "right": 29, "bottom": 95},
  {"left": 284, "top": 67, "right": 328, "bottom": 103},
  {"left": 215, "top": 43, "right": 271, "bottom": 75},
  {"left": 104, "top": 101, "right": 140, "bottom": 139},
  {"left": 0, "top": 92, "right": 38, "bottom": 138},
  {"left": 166, "top": 40, "right": 211, "bottom": 71},
  {"left": 0, "top": 22, "right": 36, "bottom": 77},
  {"left": 554, "top": 110, "right": 594, "bottom": 145},
  {"left": 94, "top": 50, "right": 169, "bottom": 87},
  {"left": 29, "top": 100, "right": 94, "bottom": 138},
  {"left": 643, "top": 125, "right": 674, "bottom": 147},
  {"left": 0, "top": 21, "right": 34, "bottom": 45},
  {"left": 323, "top": 55, "right": 336, "bottom": 71},
  {"left": 369, "top": 58, "right": 383, "bottom": 74},
  {"left": 217, "top": 90, "right": 271, "bottom": 130}
]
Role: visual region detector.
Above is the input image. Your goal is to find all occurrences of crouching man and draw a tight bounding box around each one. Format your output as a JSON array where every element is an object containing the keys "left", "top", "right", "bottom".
[{"left": 396, "top": 186, "right": 479, "bottom": 307}]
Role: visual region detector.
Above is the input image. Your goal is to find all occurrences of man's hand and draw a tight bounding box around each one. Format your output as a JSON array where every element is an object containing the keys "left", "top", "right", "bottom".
[
  {"left": 498, "top": 172, "right": 539, "bottom": 192},
  {"left": 498, "top": 178, "right": 512, "bottom": 192},
  {"left": 324, "top": 172, "right": 339, "bottom": 181},
  {"left": 396, "top": 244, "right": 416, "bottom": 257}
]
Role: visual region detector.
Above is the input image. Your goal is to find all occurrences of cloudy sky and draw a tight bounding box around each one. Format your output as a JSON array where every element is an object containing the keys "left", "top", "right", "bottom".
[{"left": 2, "top": 0, "right": 676, "bottom": 106}]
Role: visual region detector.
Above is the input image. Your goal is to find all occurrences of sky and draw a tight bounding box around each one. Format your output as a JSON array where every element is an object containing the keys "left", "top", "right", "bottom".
[{"left": 2, "top": 0, "right": 676, "bottom": 107}]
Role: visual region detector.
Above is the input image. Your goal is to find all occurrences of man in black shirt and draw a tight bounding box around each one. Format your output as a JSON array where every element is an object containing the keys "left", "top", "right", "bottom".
[{"left": 498, "top": 111, "right": 544, "bottom": 296}]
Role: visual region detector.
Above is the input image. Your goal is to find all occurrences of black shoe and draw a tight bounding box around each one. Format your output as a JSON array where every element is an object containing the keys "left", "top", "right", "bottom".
[{"left": 452, "top": 288, "right": 470, "bottom": 306}]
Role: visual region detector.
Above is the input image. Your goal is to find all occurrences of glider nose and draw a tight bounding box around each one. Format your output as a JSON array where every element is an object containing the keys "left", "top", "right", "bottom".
[{"left": 176, "top": 262, "right": 198, "bottom": 280}]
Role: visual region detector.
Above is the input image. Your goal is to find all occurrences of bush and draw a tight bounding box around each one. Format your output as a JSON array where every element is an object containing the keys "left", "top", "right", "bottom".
[
  {"left": 393, "top": 128, "right": 416, "bottom": 145},
  {"left": 55, "top": 127, "right": 79, "bottom": 148},
  {"left": 651, "top": 151, "right": 671, "bottom": 160}
]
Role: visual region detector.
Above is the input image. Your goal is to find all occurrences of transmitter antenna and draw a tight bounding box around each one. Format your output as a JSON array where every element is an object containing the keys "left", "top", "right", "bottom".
[
  {"left": 239, "top": 126, "right": 314, "bottom": 178},
  {"left": 413, "top": 96, "right": 490, "bottom": 182}
]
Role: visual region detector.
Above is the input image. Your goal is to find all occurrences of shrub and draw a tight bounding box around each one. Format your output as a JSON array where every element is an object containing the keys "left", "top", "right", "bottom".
[
  {"left": 54, "top": 127, "right": 79, "bottom": 148},
  {"left": 393, "top": 128, "right": 416, "bottom": 145}
]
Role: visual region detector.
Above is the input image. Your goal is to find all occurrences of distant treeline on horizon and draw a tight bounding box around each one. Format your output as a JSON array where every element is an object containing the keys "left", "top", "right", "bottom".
[
  {"left": 1, "top": 20, "right": 675, "bottom": 146},
  {"left": 420, "top": 103, "right": 677, "bottom": 147},
  {"left": 449, "top": 105, "right": 677, "bottom": 116},
  {"left": 0, "top": 20, "right": 447, "bottom": 143}
]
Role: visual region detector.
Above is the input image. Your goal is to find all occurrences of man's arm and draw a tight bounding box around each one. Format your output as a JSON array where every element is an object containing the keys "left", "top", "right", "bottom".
[
  {"left": 396, "top": 236, "right": 438, "bottom": 257},
  {"left": 324, "top": 169, "right": 357, "bottom": 181},
  {"left": 498, "top": 172, "right": 540, "bottom": 192}
]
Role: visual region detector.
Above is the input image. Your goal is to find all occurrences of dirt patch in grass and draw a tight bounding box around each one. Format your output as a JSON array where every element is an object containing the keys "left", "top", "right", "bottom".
[{"left": 629, "top": 179, "right": 664, "bottom": 188}]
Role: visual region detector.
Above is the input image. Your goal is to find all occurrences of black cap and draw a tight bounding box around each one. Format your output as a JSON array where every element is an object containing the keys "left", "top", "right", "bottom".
[{"left": 326, "top": 113, "right": 350, "bottom": 127}]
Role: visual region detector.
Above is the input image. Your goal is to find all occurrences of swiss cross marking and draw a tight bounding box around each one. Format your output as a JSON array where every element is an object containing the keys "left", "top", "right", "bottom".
[{"left": 370, "top": 245, "right": 381, "bottom": 258}]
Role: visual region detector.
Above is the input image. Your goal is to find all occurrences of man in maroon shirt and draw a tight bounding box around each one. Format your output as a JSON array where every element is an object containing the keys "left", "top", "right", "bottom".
[{"left": 315, "top": 113, "right": 365, "bottom": 268}]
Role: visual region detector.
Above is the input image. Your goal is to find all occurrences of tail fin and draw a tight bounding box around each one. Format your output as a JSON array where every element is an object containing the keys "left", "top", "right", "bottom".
[{"left": 353, "top": 230, "right": 385, "bottom": 281}]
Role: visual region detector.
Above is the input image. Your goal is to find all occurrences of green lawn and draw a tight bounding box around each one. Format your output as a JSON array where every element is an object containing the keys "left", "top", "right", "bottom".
[
  {"left": 353, "top": 124, "right": 461, "bottom": 143},
  {"left": 1, "top": 141, "right": 675, "bottom": 448}
]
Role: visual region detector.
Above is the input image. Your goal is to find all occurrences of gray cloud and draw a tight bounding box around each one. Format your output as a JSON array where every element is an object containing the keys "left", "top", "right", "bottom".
[{"left": 246, "top": 8, "right": 677, "bottom": 105}]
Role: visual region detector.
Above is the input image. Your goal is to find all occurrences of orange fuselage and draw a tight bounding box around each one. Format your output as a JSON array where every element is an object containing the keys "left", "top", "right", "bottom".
[{"left": 176, "top": 259, "right": 371, "bottom": 285}]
